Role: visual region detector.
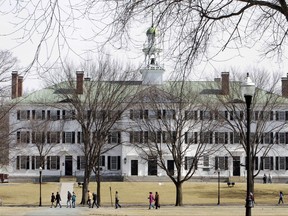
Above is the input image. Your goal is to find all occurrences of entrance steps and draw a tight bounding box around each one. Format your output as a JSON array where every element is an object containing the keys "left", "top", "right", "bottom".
[{"left": 59, "top": 176, "right": 77, "bottom": 182}]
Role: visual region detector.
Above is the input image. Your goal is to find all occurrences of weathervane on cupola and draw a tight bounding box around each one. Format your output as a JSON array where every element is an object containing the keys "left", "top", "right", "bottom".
[{"left": 140, "top": 14, "right": 165, "bottom": 85}]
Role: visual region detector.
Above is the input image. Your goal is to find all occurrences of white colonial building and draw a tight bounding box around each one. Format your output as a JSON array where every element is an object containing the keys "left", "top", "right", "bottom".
[{"left": 6, "top": 26, "right": 288, "bottom": 183}]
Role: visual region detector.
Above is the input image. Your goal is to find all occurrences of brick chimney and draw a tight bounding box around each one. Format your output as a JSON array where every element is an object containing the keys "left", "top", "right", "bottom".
[
  {"left": 282, "top": 73, "right": 288, "bottom": 97},
  {"left": 18, "top": 76, "right": 23, "bottom": 97},
  {"left": 11, "top": 71, "right": 18, "bottom": 99},
  {"left": 221, "top": 72, "right": 229, "bottom": 95},
  {"left": 76, "top": 71, "right": 84, "bottom": 94}
]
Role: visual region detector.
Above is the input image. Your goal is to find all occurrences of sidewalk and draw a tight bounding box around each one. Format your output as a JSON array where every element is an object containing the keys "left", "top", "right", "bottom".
[{"left": 59, "top": 182, "right": 74, "bottom": 207}]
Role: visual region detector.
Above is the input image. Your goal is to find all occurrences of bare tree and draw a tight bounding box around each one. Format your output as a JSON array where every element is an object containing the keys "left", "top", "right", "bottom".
[
  {"left": 129, "top": 80, "right": 221, "bottom": 206},
  {"left": 0, "top": 50, "right": 18, "bottom": 168},
  {"left": 50, "top": 56, "right": 139, "bottom": 205},
  {"left": 2, "top": 1, "right": 288, "bottom": 69},
  {"left": 212, "top": 70, "right": 287, "bottom": 193}
]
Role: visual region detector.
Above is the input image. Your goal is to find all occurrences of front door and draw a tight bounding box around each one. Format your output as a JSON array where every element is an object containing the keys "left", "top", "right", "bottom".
[
  {"left": 131, "top": 160, "right": 138, "bottom": 176},
  {"left": 167, "top": 160, "right": 174, "bottom": 176},
  {"left": 65, "top": 156, "right": 73, "bottom": 176},
  {"left": 233, "top": 157, "right": 240, "bottom": 176}
]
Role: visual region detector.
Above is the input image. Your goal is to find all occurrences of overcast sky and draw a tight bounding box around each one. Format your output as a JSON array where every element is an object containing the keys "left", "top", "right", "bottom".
[{"left": 0, "top": 3, "right": 288, "bottom": 92}]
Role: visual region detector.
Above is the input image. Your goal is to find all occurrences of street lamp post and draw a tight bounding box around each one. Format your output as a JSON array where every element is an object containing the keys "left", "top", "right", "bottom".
[
  {"left": 39, "top": 166, "right": 42, "bottom": 207},
  {"left": 217, "top": 168, "right": 220, "bottom": 205},
  {"left": 241, "top": 73, "right": 255, "bottom": 216}
]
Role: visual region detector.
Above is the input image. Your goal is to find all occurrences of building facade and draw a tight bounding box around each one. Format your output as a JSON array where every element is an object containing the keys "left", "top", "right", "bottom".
[{"left": 6, "top": 27, "right": 288, "bottom": 182}]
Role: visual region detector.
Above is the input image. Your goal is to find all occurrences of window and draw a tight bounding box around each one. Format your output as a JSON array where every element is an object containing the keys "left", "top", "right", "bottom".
[
  {"left": 200, "top": 111, "right": 212, "bottom": 120},
  {"left": 17, "top": 110, "right": 30, "bottom": 120},
  {"left": 163, "top": 110, "right": 176, "bottom": 119},
  {"left": 277, "top": 132, "right": 288, "bottom": 144},
  {"left": 62, "top": 132, "right": 75, "bottom": 143},
  {"left": 17, "top": 131, "right": 30, "bottom": 144},
  {"left": 185, "top": 156, "right": 197, "bottom": 170},
  {"left": 260, "top": 157, "right": 273, "bottom": 170},
  {"left": 62, "top": 110, "right": 75, "bottom": 120},
  {"left": 16, "top": 156, "right": 30, "bottom": 169},
  {"left": 32, "top": 132, "right": 45, "bottom": 144},
  {"left": 203, "top": 156, "right": 210, "bottom": 171},
  {"left": 130, "top": 131, "right": 143, "bottom": 144},
  {"left": 31, "top": 156, "right": 41, "bottom": 170},
  {"left": 148, "top": 157, "right": 157, "bottom": 175},
  {"left": 108, "top": 132, "right": 121, "bottom": 144},
  {"left": 200, "top": 131, "right": 213, "bottom": 144},
  {"left": 215, "top": 132, "right": 228, "bottom": 144},
  {"left": 47, "top": 132, "right": 60, "bottom": 144},
  {"left": 47, "top": 110, "right": 60, "bottom": 120},
  {"left": 261, "top": 133, "right": 273, "bottom": 144},
  {"left": 185, "top": 132, "right": 198, "bottom": 144},
  {"left": 148, "top": 110, "right": 158, "bottom": 119},
  {"left": 130, "top": 110, "right": 143, "bottom": 119},
  {"left": 32, "top": 110, "right": 45, "bottom": 120},
  {"left": 276, "top": 157, "right": 288, "bottom": 170},
  {"left": 108, "top": 156, "right": 120, "bottom": 171},
  {"left": 47, "top": 156, "right": 60, "bottom": 170},
  {"left": 185, "top": 110, "right": 197, "bottom": 120},
  {"left": 230, "top": 132, "right": 241, "bottom": 144},
  {"left": 215, "top": 156, "right": 228, "bottom": 170},
  {"left": 275, "top": 111, "right": 288, "bottom": 121},
  {"left": 77, "top": 132, "right": 83, "bottom": 144}
]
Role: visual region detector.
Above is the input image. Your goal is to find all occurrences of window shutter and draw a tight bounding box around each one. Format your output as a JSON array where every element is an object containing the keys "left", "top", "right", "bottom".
[
  {"left": 270, "top": 157, "right": 274, "bottom": 170},
  {"left": 184, "top": 132, "right": 188, "bottom": 144},
  {"left": 225, "top": 156, "right": 228, "bottom": 170},
  {"left": 276, "top": 111, "right": 279, "bottom": 120},
  {"left": 77, "top": 156, "right": 80, "bottom": 170},
  {"left": 270, "top": 111, "right": 273, "bottom": 121},
  {"left": 16, "top": 156, "right": 20, "bottom": 169},
  {"left": 47, "top": 157, "right": 50, "bottom": 170},
  {"left": 62, "top": 132, "right": 65, "bottom": 143},
  {"left": 101, "top": 156, "right": 105, "bottom": 167},
  {"left": 42, "top": 110, "right": 45, "bottom": 120},
  {"left": 72, "top": 132, "right": 75, "bottom": 144},
  {"left": 27, "top": 110, "right": 30, "bottom": 119},
  {"left": 118, "top": 156, "right": 121, "bottom": 170},
  {"left": 260, "top": 157, "right": 263, "bottom": 170},
  {"left": 108, "top": 156, "right": 111, "bottom": 170},
  {"left": 286, "top": 157, "right": 288, "bottom": 170},
  {"left": 32, "top": 156, "right": 35, "bottom": 170},
  {"left": 184, "top": 157, "right": 188, "bottom": 170},
  {"left": 26, "top": 156, "right": 30, "bottom": 170},
  {"left": 254, "top": 157, "right": 258, "bottom": 170},
  {"left": 17, "top": 110, "right": 20, "bottom": 120},
  {"left": 118, "top": 132, "right": 121, "bottom": 144},
  {"left": 276, "top": 157, "right": 279, "bottom": 170},
  {"left": 57, "top": 156, "right": 60, "bottom": 170},
  {"left": 215, "top": 157, "right": 218, "bottom": 170}
]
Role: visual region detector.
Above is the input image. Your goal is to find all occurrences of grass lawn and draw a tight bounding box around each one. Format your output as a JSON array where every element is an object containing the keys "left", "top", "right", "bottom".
[{"left": 0, "top": 181, "right": 286, "bottom": 206}]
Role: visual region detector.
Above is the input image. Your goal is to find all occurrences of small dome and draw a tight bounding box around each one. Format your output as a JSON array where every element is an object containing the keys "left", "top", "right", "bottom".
[{"left": 146, "top": 26, "right": 157, "bottom": 36}]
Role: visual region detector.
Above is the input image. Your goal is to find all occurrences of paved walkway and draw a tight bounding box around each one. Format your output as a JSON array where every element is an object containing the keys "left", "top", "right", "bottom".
[{"left": 59, "top": 182, "right": 74, "bottom": 207}]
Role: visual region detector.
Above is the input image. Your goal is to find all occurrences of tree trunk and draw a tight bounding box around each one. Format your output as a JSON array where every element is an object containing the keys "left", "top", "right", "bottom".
[
  {"left": 97, "top": 169, "right": 101, "bottom": 206},
  {"left": 80, "top": 175, "right": 90, "bottom": 205},
  {"left": 175, "top": 182, "right": 183, "bottom": 206}
]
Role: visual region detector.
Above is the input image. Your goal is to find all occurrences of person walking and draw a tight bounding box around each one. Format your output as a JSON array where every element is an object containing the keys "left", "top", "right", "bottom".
[
  {"left": 92, "top": 192, "right": 99, "bottom": 208},
  {"left": 87, "top": 190, "right": 93, "bottom": 208},
  {"left": 72, "top": 192, "right": 76, "bottom": 208},
  {"left": 263, "top": 174, "right": 267, "bottom": 184},
  {"left": 55, "top": 192, "right": 62, "bottom": 208},
  {"left": 66, "top": 191, "right": 72, "bottom": 208},
  {"left": 155, "top": 192, "right": 160, "bottom": 209},
  {"left": 115, "top": 191, "right": 121, "bottom": 209},
  {"left": 50, "top": 192, "right": 56, "bottom": 208},
  {"left": 278, "top": 191, "right": 284, "bottom": 204},
  {"left": 148, "top": 192, "right": 155, "bottom": 209},
  {"left": 268, "top": 174, "right": 272, "bottom": 183}
]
